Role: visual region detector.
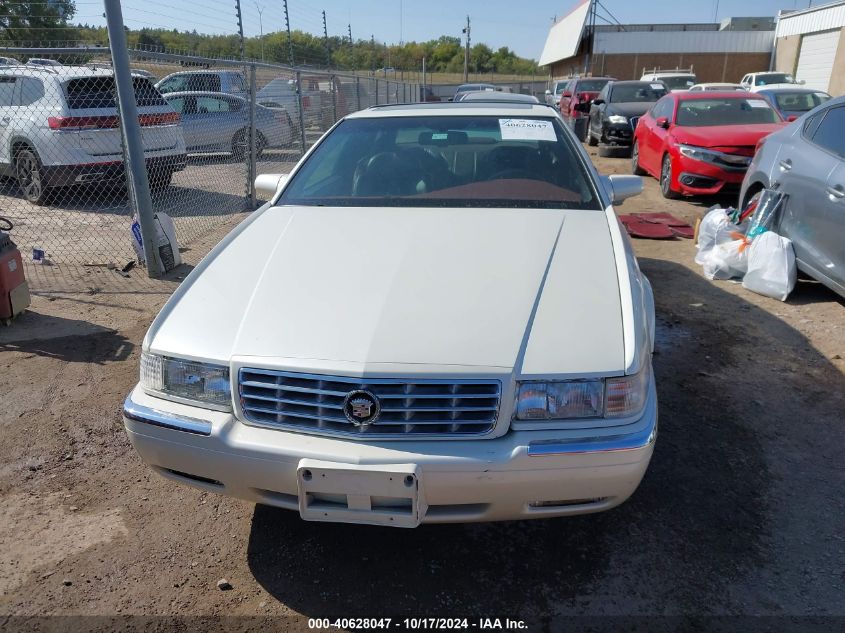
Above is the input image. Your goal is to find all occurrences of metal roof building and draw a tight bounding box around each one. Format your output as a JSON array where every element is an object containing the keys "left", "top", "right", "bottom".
[
  {"left": 773, "top": 0, "right": 845, "bottom": 95},
  {"left": 539, "top": 2, "right": 775, "bottom": 84}
]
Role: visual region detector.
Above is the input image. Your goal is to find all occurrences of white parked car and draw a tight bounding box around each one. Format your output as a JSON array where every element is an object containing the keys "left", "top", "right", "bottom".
[
  {"left": 123, "top": 102, "right": 657, "bottom": 527},
  {"left": 640, "top": 70, "right": 696, "bottom": 92},
  {"left": 0, "top": 66, "right": 186, "bottom": 204},
  {"left": 156, "top": 69, "right": 247, "bottom": 96},
  {"left": 740, "top": 72, "right": 803, "bottom": 92},
  {"left": 688, "top": 83, "right": 745, "bottom": 92}
]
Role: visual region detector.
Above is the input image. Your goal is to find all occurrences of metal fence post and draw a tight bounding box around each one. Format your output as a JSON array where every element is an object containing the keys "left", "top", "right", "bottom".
[
  {"left": 104, "top": 0, "right": 161, "bottom": 277},
  {"left": 356, "top": 76, "right": 361, "bottom": 111},
  {"left": 331, "top": 74, "right": 337, "bottom": 123},
  {"left": 374, "top": 78, "right": 379, "bottom": 105},
  {"left": 296, "top": 70, "right": 306, "bottom": 154},
  {"left": 248, "top": 63, "right": 257, "bottom": 208}
]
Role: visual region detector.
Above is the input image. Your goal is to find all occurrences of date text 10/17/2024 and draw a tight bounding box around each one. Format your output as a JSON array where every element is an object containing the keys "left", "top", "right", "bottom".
[{"left": 307, "top": 618, "right": 529, "bottom": 630}]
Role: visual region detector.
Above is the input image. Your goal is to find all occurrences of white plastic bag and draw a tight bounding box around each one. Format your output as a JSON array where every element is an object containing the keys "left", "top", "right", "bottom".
[
  {"left": 702, "top": 238, "right": 749, "bottom": 280},
  {"left": 742, "top": 232, "right": 796, "bottom": 301},
  {"left": 130, "top": 213, "right": 181, "bottom": 271},
  {"left": 695, "top": 208, "right": 730, "bottom": 265}
]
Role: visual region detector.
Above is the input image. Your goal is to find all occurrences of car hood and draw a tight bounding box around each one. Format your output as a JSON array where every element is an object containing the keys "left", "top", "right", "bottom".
[
  {"left": 147, "top": 206, "right": 625, "bottom": 377},
  {"left": 673, "top": 123, "right": 784, "bottom": 151},
  {"left": 606, "top": 102, "right": 655, "bottom": 118}
]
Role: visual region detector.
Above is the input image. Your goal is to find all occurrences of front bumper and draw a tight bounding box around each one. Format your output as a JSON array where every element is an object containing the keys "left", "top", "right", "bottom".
[
  {"left": 602, "top": 122, "right": 634, "bottom": 146},
  {"left": 674, "top": 155, "right": 748, "bottom": 196},
  {"left": 123, "top": 382, "right": 657, "bottom": 526},
  {"left": 41, "top": 154, "right": 187, "bottom": 188}
]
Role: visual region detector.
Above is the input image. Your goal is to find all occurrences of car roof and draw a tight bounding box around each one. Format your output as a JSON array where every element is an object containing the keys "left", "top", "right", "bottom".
[
  {"left": 644, "top": 72, "right": 694, "bottom": 77},
  {"left": 160, "top": 69, "right": 241, "bottom": 77},
  {"left": 459, "top": 91, "right": 539, "bottom": 103},
  {"left": 0, "top": 65, "right": 119, "bottom": 79},
  {"left": 757, "top": 87, "right": 827, "bottom": 95},
  {"left": 162, "top": 90, "right": 246, "bottom": 101},
  {"left": 674, "top": 91, "right": 769, "bottom": 100},
  {"left": 347, "top": 102, "right": 558, "bottom": 119},
  {"left": 611, "top": 80, "right": 664, "bottom": 86}
]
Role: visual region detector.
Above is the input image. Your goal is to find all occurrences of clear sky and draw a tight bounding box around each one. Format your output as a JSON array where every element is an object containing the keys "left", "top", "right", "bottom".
[{"left": 76, "top": 0, "right": 813, "bottom": 60}]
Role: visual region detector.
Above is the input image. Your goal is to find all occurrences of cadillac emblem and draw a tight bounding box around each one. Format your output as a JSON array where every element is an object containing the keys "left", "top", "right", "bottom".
[{"left": 342, "top": 390, "right": 381, "bottom": 426}]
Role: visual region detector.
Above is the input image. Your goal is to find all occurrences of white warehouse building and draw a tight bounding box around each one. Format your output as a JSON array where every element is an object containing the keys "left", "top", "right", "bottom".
[{"left": 773, "top": 0, "right": 845, "bottom": 95}]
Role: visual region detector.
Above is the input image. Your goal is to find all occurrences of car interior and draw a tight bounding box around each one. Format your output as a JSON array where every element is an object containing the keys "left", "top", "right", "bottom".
[{"left": 281, "top": 117, "right": 598, "bottom": 208}]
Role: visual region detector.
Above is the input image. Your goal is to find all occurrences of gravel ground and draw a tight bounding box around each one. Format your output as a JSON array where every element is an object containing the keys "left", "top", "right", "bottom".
[{"left": 0, "top": 148, "right": 843, "bottom": 632}]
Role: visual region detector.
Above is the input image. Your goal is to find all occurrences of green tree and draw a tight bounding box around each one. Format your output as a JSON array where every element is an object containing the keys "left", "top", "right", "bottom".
[{"left": 0, "top": 0, "right": 77, "bottom": 45}]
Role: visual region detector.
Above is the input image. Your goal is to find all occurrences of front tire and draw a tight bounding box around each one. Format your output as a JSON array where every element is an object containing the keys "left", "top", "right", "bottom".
[
  {"left": 631, "top": 140, "right": 647, "bottom": 175},
  {"left": 660, "top": 154, "right": 681, "bottom": 199},
  {"left": 587, "top": 124, "right": 598, "bottom": 147},
  {"left": 15, "top": 146, "right": 48, "bottom": 205}
]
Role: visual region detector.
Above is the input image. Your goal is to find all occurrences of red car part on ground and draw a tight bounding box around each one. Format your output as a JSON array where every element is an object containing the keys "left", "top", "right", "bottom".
[{"left": 631, "top": 91, "right": 787, "bottom": 199}]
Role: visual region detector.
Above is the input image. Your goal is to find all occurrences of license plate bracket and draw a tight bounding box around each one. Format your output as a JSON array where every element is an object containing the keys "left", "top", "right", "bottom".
[{"left": 297, "top": 459, "right": 425, "bottom": 528}]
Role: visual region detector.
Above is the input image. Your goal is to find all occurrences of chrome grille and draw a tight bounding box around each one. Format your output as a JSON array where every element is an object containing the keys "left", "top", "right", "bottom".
[
  {"left": 238, "top": 369, "right": 501, "bottom": 438},
  {"left": 629, "top": 116, "right": 640, "bottom": 131}
]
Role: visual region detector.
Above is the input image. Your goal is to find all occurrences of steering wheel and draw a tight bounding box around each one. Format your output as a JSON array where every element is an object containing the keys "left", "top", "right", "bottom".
[
  {"left": 0, "top": 217, "right": 12, "bottom": 232},
  {"left": 489, "top": 168, "right": 537, "bottom": 181}
]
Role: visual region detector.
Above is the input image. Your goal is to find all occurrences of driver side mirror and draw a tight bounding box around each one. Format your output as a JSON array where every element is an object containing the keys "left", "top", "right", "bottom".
[
  {"left": 656, "top": 117, "right": 670, "bottom": 129},
  {"left": 787, "top": 115, "right": 798, "bottom": 122},
  {"left": 545, "top": 90, "right": 552, "bottom": 95},
  {"left": 255, "top": 173, "right": 289, "bottom": 199},
  {"left": 798, "top": 79, "right": 806, "bottom": 85}
]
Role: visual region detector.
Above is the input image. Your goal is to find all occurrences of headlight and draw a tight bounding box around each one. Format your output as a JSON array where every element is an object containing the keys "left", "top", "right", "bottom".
[
  {"left": 515, "top": 366, "right": 649, "bottom": 421},
  {"left": 607, "top": 114, "right": 628, "bottom": 124},
  {"left": 678, "top": 144, "right": 752, "bottom": 167},
  {"left": 140, "top": 352, "right": 231, "bottom": 409}
]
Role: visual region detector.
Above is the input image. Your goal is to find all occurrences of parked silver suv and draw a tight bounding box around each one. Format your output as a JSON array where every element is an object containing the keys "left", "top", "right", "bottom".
[
  {"left": 0, "top": 65, "right": 187, "bottom": 204},
  {"left": 740, "top": 96, "right": 845, "bottom": 298}
]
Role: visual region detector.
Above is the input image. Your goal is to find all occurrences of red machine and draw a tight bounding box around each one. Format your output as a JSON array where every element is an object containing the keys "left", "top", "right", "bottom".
[{"left": 0, "top": 217, "right": 30, "bottom": 325}]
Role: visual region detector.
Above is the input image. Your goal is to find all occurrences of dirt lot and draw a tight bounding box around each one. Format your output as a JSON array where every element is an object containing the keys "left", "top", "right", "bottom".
[{"left": 1, "top": 148, "right": 844, "bottom": 632}]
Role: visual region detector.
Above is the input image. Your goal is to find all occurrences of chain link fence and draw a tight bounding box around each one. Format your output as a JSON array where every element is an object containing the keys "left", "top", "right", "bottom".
[{"left": 0, "top": 45, "right": 421, "bottom": 291}]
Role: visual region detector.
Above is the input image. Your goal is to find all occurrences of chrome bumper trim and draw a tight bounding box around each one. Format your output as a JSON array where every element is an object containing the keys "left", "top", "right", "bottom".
[
  {"left": 123, "top": 393, "right": 212, "bottom": 436},
  {"left": 527, "top": 418, "right": 657, "bottom": 457}
]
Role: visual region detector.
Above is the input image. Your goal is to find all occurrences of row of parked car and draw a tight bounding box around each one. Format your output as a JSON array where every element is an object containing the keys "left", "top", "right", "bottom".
[
  {"left": 547, "top": 70, "right": 843, "bottom": 299},
  {"left": 0, "top": 65, "right": 300, "bottom": 204}
]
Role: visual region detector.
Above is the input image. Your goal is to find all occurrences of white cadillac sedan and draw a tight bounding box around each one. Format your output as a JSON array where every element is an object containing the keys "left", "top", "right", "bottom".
[{"left": 123, "top": 102, "right": 657, "bottom": 527}]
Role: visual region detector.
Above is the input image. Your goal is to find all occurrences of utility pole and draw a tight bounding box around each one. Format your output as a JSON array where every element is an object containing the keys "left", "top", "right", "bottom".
[
  {"left": 348, "top": 23, "right": 354, "bottom": 69},
  {"left": 322, "top": 10, "right": 330, "bottom": 68},
  {"left": 284, "top": 0, "right": 294, "bottom": 67},
  {"left": 254, "top": 2, "right": 264, "bottom": 61},
  {"left": 462, "top": 15, "right": 471, "bottom": 83},
  {"left": 713, "top": 0, "right": 720, "bottom": 21},
  {"left": 235, "top": 0, "right": 245, "bottom": 60},
  {"left": 584, "top": 0, "right": 596, "bottom": 76}
]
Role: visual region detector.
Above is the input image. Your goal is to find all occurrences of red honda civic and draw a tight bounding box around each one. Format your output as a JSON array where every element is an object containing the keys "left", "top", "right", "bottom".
[{"left": 631, "top": 91, "right": 787, "bottom": 198}]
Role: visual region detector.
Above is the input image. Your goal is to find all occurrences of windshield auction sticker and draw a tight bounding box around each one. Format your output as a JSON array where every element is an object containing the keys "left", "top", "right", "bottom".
[
  {"left": 499, "top": 119, "right": 557, "bottom": 142},
  {"left": 746, "top": 100, "right": 769, "bottom": 108}
]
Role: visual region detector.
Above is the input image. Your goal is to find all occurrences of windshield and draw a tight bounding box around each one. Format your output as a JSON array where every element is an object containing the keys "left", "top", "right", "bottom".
[
  {"left": 659, "top": 76, "right": 696, "bottom": 90},
  {"left": 610, "top": 84, "right": 667, "bottom": 103},
  {"left": 756, "top": 73, "right": 794, "bottom": 86},
  {"left": 64, "top": 76, "right": 166, "bottom": 109},
  {"left": 554, "top": 81, "right": 567, "bottom": 94},
  {"left": 773, "top": 91, "right": 830, "bottom": 112},
  {"left": 577, "top": 79, "right": 610, "bottom": 93},
  {"left": 676, "top": 98, "right": 781, "bottom": 126},
  {"left": 280, "top": 115, "right": 599, "bottom": 209}
]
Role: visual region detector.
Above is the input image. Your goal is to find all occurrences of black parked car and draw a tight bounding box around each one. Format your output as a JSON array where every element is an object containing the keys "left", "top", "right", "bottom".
[{"left": 586, "top": 81, "right": 667, "bottom": 156}]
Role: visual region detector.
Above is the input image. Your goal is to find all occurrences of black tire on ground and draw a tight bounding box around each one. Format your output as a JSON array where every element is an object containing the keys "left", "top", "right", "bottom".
[
  {"left": 598, "top": 144, "right": 631, "bottom": 158},
  {"left": 232, "top": 129, "right": 267, "bottom": 160},
  {"left": 14, "top": 146, "right": 48, "bottom": 205},
  {"left": 231, "top": 129, "right": 248, "bottom": 160},
  {"left": 631, "top": 140, "right": 647, "bottom": 175},
  {"left": 660, "top": 154, "right": 681, "bottom": 199}
]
